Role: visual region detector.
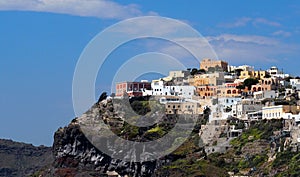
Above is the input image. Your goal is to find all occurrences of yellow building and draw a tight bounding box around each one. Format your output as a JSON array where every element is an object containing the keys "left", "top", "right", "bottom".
[
  {"left": 239, "top": 71, "right": 253, "bottom": 79},
  {"left": 193, "top": 73, "right": 225, "bottom": 87},
  {"left": 200, "top": 58, "right": 228, "bottom": 72},
  {"left": 193, "top": 74, "right": 209, "bottom": 86},
  {"left": 254, "top": 71, "right": 267, "bottom": 79},
  {"left": 239, "top": 70, "right": 268, "bottom": 79}
]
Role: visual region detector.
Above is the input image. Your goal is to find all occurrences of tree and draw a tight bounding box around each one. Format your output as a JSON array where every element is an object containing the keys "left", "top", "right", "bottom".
[
  {"left": 190, "top": 68, "right": 198, "bottom": 75},
  {"left": 236, "top": 85, "right": 245, "bottom": 90},
  {"left": 207, "top": 67, "right": 216, "bottom": 73},
  {"left": 215, "top": 65, "right": 223, "bottom": 72},
  {"left": 198, "top": 69, "right": 206, "bottom": 74},
  {"left": 243, "top": 78, "right": 259, "bottom": 90},
  {"left": 97, "top": 92, "right": 107, "bottom": 103},
  {"left": 264, "top": 73, "right": 271, "bottom": 78},
  {"left": 284, "top": 76, "right": 294, "bottom": 81}
]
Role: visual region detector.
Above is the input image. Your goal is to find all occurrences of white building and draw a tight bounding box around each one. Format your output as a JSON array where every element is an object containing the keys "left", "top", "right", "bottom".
[
  {"left": 224, "top": 74, "right": 238, "bottom": 82},
  {"left": 262, "top": 105, "right": 283, "bottom": 120},
  {"left": 253, "top": 90, "right": 276, "bottom": 100},
  {"left": 290, "top": 79, "right": 300, "bottom": 88},
  {"left": 280, "top": 80, "right": 290, "bottom": 87},
  {"left": 169, "top": 70, "right": 190, "bottom": 78},
  {"left": 228, "top": 65, "right": 254, "bottom": 72},
  {"left": 149, "top": 80, "right": 195, "bottom": 99},
  {"left": 209, "top": 103, "right": 232, "bottom": 122},
  {"left": 247, "top": 111, "right": 263, "bottom": 121},
  {"left": 283, "top": 113, "right": 300, "bottom": 121},
  {"left": 208, "top": 97, "right": 241, "bottom": 122},
  {"left": 267, "top": 66, "right": 289, "bottom": 78},
  {"left": 216, "top": 97, "right": 242, "bottom": 108},
  {"left": 262, "top": 105, "right": 300, "bottom": 120},
  {"left": 159, "top": 96, "right": 184, "bottom": 104},
  {"left": 150, "top": 80, "right": 172, "bottom": 96},
  {"left": 268, "top": 66, "right": 282, "bottom": 75},
  {"left": 232, "top": 99, "right": 263, "bottom": 120}
]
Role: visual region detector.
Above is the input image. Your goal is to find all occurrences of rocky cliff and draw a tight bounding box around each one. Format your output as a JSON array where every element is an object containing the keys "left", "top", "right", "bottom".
[{"left": 39, "top": 96, "right": 175, "bottom": 177}]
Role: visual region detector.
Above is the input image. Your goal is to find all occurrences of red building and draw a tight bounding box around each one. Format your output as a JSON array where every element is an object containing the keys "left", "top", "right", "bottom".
[{"left": 116, "top": 81, "right": 151, "bottom": 97}]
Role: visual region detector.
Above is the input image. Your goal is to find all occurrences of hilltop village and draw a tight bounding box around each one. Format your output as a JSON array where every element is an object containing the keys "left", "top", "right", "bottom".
[
  {"left": 25, "top": 58, "right": 300, "bottom": 177},
  {"left": 115, "top": 58, "right": 300, "bottom": 152}
]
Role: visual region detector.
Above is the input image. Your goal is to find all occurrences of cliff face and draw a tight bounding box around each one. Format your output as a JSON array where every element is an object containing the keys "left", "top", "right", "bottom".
[
  {"left": 46, "top": 98, "right": 166, "bottom": 177},
  {"left": 0, "top": 139, "right": 53, "bottom": 177},
  {"left": 50, "top": 122, "right": 158, "bottom": 177},
  {"left": 40, "top": 96, "right": 221, "bottom": 177}
]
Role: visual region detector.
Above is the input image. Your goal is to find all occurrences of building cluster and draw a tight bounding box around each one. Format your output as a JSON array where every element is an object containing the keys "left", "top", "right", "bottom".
[{"left": 115, "top": 58, "right": 300, "bottom": 146}]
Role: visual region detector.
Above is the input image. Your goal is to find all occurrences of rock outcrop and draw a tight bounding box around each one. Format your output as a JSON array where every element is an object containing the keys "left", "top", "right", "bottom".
[
  {"left": 44, "top": 98, "right": 169, "bottom": 177},
  {"left": 49, "top": 122, "right": 159, "bottom": 177}
]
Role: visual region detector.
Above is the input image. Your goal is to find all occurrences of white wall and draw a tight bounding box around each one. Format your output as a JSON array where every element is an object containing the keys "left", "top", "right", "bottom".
[
  {"left": 253, "top": 90, "right": 276, "bottom": 100},
  {"left": 150, "top": 80, "right": 195, "bottom": 99}
]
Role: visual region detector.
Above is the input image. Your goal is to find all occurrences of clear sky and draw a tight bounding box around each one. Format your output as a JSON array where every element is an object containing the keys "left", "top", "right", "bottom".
[{"left": 0, "top": 0, "right": 300, "bottom": 146}]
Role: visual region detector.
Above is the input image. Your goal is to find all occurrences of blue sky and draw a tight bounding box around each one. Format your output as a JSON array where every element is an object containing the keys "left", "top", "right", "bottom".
[{"left": 0, "top": 0, "right": 300, "bottom": 146}]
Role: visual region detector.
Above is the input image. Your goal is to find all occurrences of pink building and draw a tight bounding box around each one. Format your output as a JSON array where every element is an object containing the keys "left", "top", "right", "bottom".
[{"left": 116, "top": 81, "right": 151, "bottom": 97}]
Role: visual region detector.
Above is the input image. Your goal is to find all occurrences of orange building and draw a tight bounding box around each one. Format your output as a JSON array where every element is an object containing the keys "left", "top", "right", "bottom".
[
  {"left": 200, "top": 58, "right": 228, "bottom": 72},
  {"left": 251, "top": 78, "right": 278, "bottom": 92},
  {"left": 196, "top": 85, "right": 217, "bottom": 99},
  {"left": 217, "top": 83, "right": 242, "bottom": 97}
]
